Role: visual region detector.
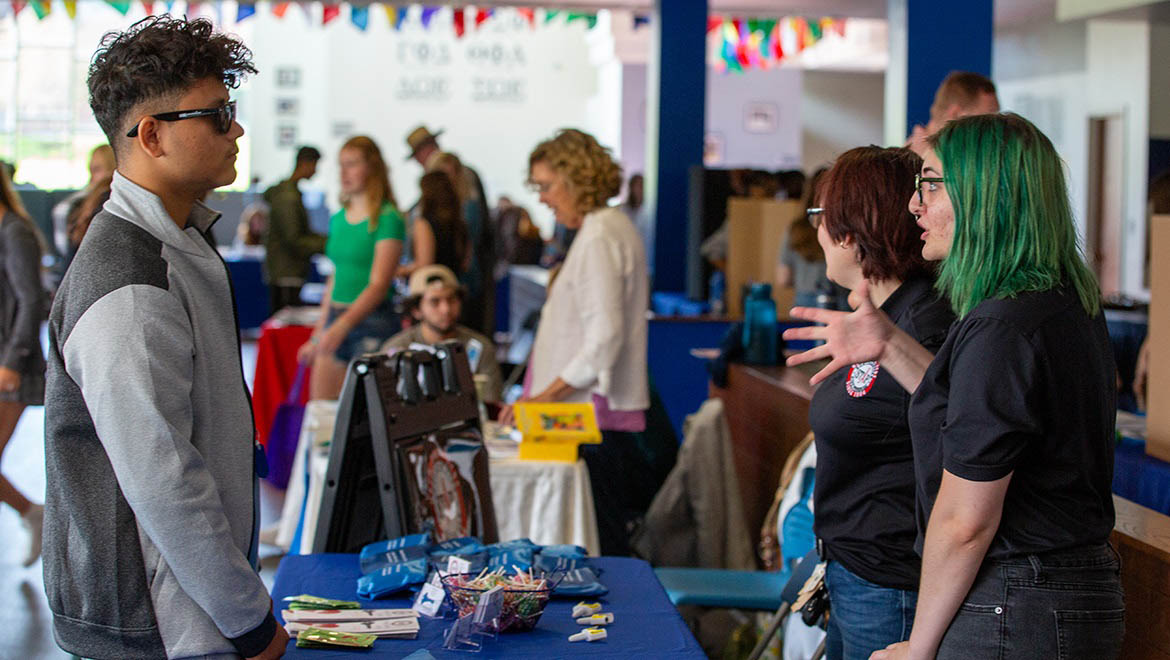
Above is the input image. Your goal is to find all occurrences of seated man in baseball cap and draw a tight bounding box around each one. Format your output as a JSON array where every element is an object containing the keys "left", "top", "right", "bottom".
[{"left": 381, "top": 264, "right": 502, "bottom": 401}]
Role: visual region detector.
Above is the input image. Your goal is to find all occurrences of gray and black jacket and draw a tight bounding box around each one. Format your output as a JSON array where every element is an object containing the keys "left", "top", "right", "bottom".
[{"left": 44, "top": 172, "right": 276, "bottom": 659}]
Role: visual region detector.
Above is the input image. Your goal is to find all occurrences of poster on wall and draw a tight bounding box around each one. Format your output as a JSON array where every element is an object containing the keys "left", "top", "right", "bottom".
[
  {"left": 276, "top": 67, "right": 301, "bottom": 89},
  {"left": 744, "top": 102, "right": 779, "bottom": 134},
  {"left": 276, "top": 125, "right": 298, "bottom": 147},
  {"left": 704, "top": 132, "right": 725, "bottom": 165},
  {"left": 275, "top": 98, "right": 299, "bottom": 116}
]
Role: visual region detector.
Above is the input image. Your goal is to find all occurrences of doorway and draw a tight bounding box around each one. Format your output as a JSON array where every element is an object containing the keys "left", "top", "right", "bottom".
[{"left": 1086, "top": 114, "right": 1124, "bottom": 296}]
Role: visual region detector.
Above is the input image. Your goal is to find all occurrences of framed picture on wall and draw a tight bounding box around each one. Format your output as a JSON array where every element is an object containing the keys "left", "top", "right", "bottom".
[
  {"left": 276, "top": 67, "right": 301, "bottom": 88},
  {"left": 275, "top": 98, "right": 299, "bottom": 116},
  {"left": 704, "top": 132, "right": 725, "bottom": 165},
  {"left": 276, "top": 124, "right": 298, "bottom": 147},
  {"left": 744, "top": 102, "right": 779, "bottom": 134}
]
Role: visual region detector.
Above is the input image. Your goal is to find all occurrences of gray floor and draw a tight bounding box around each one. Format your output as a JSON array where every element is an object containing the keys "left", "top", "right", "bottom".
[{"left": 0, "top": 339, "right": 288, "bottom": 659}]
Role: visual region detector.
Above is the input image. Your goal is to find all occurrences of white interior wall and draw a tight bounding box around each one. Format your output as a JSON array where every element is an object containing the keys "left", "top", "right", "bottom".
[
  {"left": 1148, "top": 23, "right": 1170, "bottom": 140},
  {"left": 801, "top": 70, "right": 885, "bottom": 172},
  {"left": 995, "top": 17, "right": 1153, "bottom": 297},
  {"left": 243, "top": 7, "right": 608, "bottom": 236},
  {"left": 704, "top": 68, "right": 803, "bottom": 170}
]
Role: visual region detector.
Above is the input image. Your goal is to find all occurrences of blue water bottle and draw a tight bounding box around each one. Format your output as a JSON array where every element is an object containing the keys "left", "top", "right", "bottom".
[
  {"left": 742, "top": 282, "right": 778, "bottom": 364},
  {"left": 709, "top": 270, "right": 726, "bottom": 316}
]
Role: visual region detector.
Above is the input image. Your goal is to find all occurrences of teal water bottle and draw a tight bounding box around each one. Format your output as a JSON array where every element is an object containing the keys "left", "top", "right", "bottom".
[{"left": 742, "top": 283, "right": 778, "bottom": 364}]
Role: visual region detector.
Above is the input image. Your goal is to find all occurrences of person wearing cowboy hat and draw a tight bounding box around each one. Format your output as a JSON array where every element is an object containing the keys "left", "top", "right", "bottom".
[
  {"left": 380, "top": 264, "right": 502, "bottom": 401},
  {"left": 404, "top": 125, "right": 495, "bottom": 334}
]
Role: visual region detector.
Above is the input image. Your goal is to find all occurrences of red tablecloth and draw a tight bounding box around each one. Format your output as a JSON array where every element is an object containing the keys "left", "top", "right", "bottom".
[{"left": 252, "top": 320, "right": 313, "bottom": 446}]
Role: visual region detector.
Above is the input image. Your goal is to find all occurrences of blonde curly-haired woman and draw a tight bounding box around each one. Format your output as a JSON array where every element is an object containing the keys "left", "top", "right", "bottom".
[{"left": 508, "top": 128, "right": 650, "bottom": 555}]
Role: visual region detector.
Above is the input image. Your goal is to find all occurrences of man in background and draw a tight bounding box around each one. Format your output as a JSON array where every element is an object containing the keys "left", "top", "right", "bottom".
[
  {"left": 907, "top": 71, "right": 999, "bottom": 155},
  {"left": 382, "top": 264, "right": 503, "bottom": 402},
  {"left": 264, "top": 145, "right": 326, "bottom": 314}
]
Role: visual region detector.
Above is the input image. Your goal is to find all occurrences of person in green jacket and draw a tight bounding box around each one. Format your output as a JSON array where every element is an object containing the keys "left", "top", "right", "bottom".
[{"left": 263, "top": 145, "right": 326, "bottom": 314}]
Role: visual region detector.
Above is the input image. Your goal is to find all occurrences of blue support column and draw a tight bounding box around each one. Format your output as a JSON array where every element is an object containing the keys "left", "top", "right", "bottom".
[
  {"left": 886, "top": 0, "right": 994, "bottom": 140},
  {"left": 646, "top": 0, "right": 707, "bottom": 293}
]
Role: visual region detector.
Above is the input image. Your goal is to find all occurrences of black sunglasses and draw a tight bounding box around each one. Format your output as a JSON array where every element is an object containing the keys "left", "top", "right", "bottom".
[{"left": 126, "top": 101, "right": 237, "bottom": 138}]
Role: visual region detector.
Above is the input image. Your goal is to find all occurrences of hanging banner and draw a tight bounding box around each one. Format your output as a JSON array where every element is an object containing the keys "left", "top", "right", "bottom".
[
  {"left": 272, "top": 2, "right": 289, "bottom": 18},
  {"left": 322, "top": 3, "right": 340, "bottom": 25},
  {"left": 543, "top": 9, "right": 558, "bottom": 24},
  {"left": 64, "top": 0, "right": 76, "bottom": 17},
  {"left": 31, "top": 0, "right": 48, "bottom": 19},
  {"left": 106, "top": 0, "right": 130, "bottom": 15},
  {"left": 350, "top": 4, "right": 368, "bottom": 30},
  {"left": 452, "top": 7, "right": 464, "bottom": 37},
  {"left": 420, "top": 5, "right": 438, "bottom": 28},
  {"left": 236, "top": 2, "right": 255, "bottom": 21},
  {"left": 142, "top": 1, "right": 154, "bottom": 15},
  {"left": 385, "top": 4, "right": 406, "bottom": 29},
  {"left": 516, "top": 7, "right": 534, "bottom": 27},
  {"left": 474, "top": 8, "right": 490, "bottom": 29}
]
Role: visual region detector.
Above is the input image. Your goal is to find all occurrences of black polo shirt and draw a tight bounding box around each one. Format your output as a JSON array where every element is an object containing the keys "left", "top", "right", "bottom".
[
  {"left": 908, "top": 287, "right": 1116, "bottom": 558},
  {"left": 810, "top": 275, "right": 955, "bottom": 591}
]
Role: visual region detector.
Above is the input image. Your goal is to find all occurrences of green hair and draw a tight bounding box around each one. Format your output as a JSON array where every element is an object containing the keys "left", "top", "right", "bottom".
[{"left": 928, "top": 113, "right": 1100, "bottom": 318}]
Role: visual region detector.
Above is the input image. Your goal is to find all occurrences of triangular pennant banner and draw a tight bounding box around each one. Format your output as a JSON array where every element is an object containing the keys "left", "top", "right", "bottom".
[
  {"left": 543, "top": 9, "right": 558, "bottom": 24},
  {"left": 272, "top": 1, "right": 289, "bottom": 18},
  {"left": 31, "top": 0, "right": 48, "bottom": 19},
  {"left": 634, "top": 14, "right": 650, "bottom": 30},
  {"left": 142, "top": 0, "right": 155, "bottom": 14},
  {"left": 384, "top": 5, "right": 405, "bottom": 29},
  {"left": 236, "top": 2, "right": 255, "bottom": 21},
  {"left": 11, "top": 0, "right": 28, "bottom": 16},
  {"left": 420, "top": 5, "right": 438, "bottom": 28},
  {"left": 474, "top": 8, "right": 490, "bottom": 28},
  {"left": 452, "top": 7, "right": 464, "bottom": 37},
  {"left": 106, "top": 0, "right": 130, "bottom": 15},
  {"left": 63, "top": 0, "right": 76, "bottom": 17},
  {"left": 186, "top": 0, "right": 202, "bottom": 16},
  {"left": 322, "top": 3, "right": 340, "bottom": 25},
  {"left": 350, "top": 5, "right": 368, "bottom": 30},
  {"left": 707, "top": 15, "right": 721, "bottom": 33},
  {"left": 516, "top": 7, "right": 534, "bottom": 27}
]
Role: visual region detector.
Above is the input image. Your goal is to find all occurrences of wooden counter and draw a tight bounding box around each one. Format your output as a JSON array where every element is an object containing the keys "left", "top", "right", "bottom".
[
  {"left": 1112, "top": 494, "right": 1170, "bottom": 658},
  {"left": 710, "top": 361, "right": 820, "bottom": 557}
]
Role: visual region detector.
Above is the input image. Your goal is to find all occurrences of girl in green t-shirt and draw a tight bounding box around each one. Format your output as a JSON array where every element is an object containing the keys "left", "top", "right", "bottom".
[{"left": 297, "top": 136, "right": 405, "bottom": 399}]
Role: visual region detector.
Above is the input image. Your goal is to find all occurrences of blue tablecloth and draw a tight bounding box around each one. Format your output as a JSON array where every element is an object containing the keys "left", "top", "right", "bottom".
[
  {"left": 271, "top": 554, "right": 705, "bottom": 658},
  {"left": 1113, "top": 435, "right": 1170, "bottom": 516}
]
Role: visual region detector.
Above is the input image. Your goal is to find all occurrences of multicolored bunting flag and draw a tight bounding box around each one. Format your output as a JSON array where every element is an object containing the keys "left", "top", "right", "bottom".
[
  {"left": 634, "top": 14, "right": 650, "bottom": 30},
  {"left": 385, "top": 5, "right": 406, "bottom": 29},
  {"left": 565, "top": 12, "right": 597, "bottom": 29},
  {"left": 474, "top": 8, "right": 490, "bottom": 29},
  {"left": 543, "top": 9, "right": 558, "bottom": 24},
  {"left": 706, "top": 15, "right": 722, "bottom": 33},
  {"left": 236, "top": 2, "right": 255, "bottom": 21},
  {"left": 322, "top": 3, "right": 340, "bottom": 25},
  {"left": 452, "top": 7, "right": 464, "bottom": 37},
  {"left": 272, "top": 2, "right": 289, "bottom": 18},
  {"left": 164, "top": 0, "right": 173, "bottom": 10},
  {"left": 186, "top": 1, "right": 202, "bottom": 16},
  {"left": 516, "top": 7, "right": 534, "bottom": 27},
  {"left": 106, "top": 0, "right": 130, "bottom": 15},
  {"left": 420, "top": 5, "right": 438, "bottom": 28},
  {"left": 63, "top": 0, "right": 76, "bottom": 17},
  {"left": 142, "top": 1, "right": 154, "bottom": 15},
  {"left": 31, "top": 0, "right": 48, "bottom": 19},
  {"left": 350, "top": 5, "right": 368, "bottom": 30}
]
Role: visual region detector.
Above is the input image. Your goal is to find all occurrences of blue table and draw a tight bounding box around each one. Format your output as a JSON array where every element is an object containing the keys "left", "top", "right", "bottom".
[
  {"left": 1113, "top": 435, "right": 1170, "bottom": 516},
  {"left": 271, "top": 554, "right": 705, "bottom": 658}
]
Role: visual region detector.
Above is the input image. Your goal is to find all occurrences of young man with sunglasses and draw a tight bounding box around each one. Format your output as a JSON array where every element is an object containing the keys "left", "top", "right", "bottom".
[{"left": 43, "top": 16, "right": 287, "bottom": 660}]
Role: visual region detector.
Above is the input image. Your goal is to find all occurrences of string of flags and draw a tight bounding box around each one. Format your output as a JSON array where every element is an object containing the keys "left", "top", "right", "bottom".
[
  {"left": 710, "top": 15, "right": 848, "bottom": 73},
  {"left": 1, "top": 1, "right": 607, "bottom": 35}
]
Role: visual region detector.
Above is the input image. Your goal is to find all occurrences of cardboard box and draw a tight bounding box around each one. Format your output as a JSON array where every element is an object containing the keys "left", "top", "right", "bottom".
[
  {"left": 1146, "top": 214, "right": 1170, "bottom": 461},
  {"left": 725, "top": 198, "right": 803, "bottom": 318}
]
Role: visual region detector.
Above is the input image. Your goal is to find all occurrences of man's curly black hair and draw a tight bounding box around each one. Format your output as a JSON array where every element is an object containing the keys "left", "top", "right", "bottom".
[{"left": 87, "top": 15, "right": 257, "bottom": 153}]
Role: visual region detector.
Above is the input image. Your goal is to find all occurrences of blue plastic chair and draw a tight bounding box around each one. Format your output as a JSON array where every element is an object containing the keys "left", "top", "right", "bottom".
[{"left": 655, "top": 467, "right": 817, "bottom": 610}]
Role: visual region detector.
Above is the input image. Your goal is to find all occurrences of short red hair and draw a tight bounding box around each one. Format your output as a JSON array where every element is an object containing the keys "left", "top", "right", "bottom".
[{"left": 818, "top": 146, "right": 929, "bottom": 283}]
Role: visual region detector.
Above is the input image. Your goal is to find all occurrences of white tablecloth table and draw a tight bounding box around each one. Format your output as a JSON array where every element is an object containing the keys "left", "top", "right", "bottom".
[{"left": 274, "top": 402, "right": 601, "bottom": 556}]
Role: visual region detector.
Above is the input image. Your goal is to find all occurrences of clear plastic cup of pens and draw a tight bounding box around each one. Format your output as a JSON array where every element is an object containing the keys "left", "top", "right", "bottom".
[{"left": 441, "top": 569, "right": 554, "bottom": 633}]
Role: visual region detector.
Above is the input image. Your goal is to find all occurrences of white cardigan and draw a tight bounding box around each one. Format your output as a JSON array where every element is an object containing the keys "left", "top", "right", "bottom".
[{"left": 528, "top": 206, "right": 650, "bottom": 411}]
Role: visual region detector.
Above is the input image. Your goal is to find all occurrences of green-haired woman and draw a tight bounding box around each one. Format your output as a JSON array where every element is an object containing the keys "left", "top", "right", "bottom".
[{"left": 786, "top": 113, "right": 1123, "bottom": 660}]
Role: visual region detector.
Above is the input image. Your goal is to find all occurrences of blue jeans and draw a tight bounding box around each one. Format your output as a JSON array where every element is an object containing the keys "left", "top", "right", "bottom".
[
  {"left": 825, "top": 560, "right": 917, "bottom": 660},
  {"left": 937, "top": 544, "right": 1124, "bottom": 660},
  {"left": 326, "top": 301, "right": 399, "bottom": 362}
]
